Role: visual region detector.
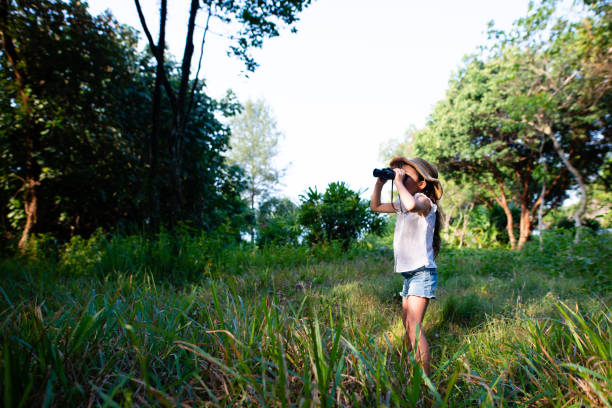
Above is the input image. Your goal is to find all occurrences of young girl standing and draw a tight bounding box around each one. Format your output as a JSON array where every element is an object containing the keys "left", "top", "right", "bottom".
[{"left": 370, "top": 156, "right": 443, "bottom": 375}]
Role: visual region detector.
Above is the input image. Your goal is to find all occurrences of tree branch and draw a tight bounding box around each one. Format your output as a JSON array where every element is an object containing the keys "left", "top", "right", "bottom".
[
  {"left": 186, "top": 3, "right": 213, "bottom": 122},
  {"left": 133, "top": 0, "right": 177, "bottom": 114},
  {"left": 0, "top": 0, "right": 30, "bottom": 112},
  {"left": 177, "top": 0, "right": 200, "bottom": 125}
]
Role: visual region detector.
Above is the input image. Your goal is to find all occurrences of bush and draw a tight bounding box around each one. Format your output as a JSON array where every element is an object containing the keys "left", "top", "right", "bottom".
[
  {"left": 256, "top": 197, "right": 302, "bottom": 246},
  {"left": 298, "top": 182, "right": 385, "bottom": 248},
  {"left": 444, "top": 203, "right": 519, "bottom": 249},
  {"left": 554, "top": 216, "right": 600, "bottom": 232}
]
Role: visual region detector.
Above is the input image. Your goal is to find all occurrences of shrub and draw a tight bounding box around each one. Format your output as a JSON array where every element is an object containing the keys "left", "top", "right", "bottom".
[
  {"left": 298, "top": 182, "right": 385, "bottom": 248},
  {"left": 256, "top": 197, "right": 302, "bottom": 246}
]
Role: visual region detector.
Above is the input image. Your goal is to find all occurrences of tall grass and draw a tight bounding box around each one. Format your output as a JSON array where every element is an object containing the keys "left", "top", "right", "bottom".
[
  {"left": 0, "top": 229, "right": 610, "bottom": 406},
  {"left": 33, "top": 229, "right": 371, "bottom": 281}
]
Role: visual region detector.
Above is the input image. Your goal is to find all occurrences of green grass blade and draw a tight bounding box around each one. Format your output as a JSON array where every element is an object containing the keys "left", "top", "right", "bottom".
[
  {"left": 16, "top": 378, "right": 34, "bottom": 408},
  {"left": 3, "top": 339, "right": 12, "bottom": 408},
  {"left": 443, "top": 366, "right": 461, "bottom": 407}
]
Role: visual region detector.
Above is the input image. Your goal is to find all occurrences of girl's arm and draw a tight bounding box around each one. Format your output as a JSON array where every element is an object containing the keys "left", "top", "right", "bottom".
[
  {"left": 370, "top": 179, "right": 395, "bottom": 213},
  {"left": 393, "top": 168, "right": 431, "bottom": 215}
]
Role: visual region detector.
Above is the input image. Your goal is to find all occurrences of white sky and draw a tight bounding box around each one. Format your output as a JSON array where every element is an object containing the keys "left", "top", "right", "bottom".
[{"left": 88, "top": 0, "right": 531, "bottom": 202}]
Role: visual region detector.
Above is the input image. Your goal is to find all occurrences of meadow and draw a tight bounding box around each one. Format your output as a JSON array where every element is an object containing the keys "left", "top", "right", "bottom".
[{"left": 1, "top": 229, "right": 610, "bottom": 407}]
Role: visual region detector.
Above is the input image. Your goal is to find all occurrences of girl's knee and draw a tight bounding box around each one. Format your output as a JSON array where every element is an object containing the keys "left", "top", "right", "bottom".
[
  {"left": 405, "top": 320, "right": 421, "bottom": 334},
  {"left": 405, "top": 313, "right": 423, "bottom": 327}
]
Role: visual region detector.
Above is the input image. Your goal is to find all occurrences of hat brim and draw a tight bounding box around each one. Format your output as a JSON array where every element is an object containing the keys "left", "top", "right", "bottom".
[{"left": 389, "top": 156, "right": 443, "bottom": 200}]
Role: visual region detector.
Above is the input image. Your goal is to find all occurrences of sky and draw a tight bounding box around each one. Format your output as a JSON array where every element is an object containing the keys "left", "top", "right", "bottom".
[{"left": 87, "top": 0, "right": 532, "bottom": 202}]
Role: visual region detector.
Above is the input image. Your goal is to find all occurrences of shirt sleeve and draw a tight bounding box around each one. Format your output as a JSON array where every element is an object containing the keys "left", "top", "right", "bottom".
[
  {"left": 414, "top": 193, "right": 437, "bottom": 215},
  {"left": 393, "top": 198, "right": 404, "bottom": 214},
  {"left": 393, "top": 197, "right": 410, "bottom": 214}
]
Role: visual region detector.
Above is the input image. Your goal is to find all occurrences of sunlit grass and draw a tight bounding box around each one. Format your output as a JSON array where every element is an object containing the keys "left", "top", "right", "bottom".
[{"left": 1, "top": 229, "right": 610, "bottom": 406}]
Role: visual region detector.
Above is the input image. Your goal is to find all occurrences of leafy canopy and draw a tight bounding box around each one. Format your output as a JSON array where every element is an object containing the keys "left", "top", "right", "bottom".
[{"left": 298, "top": 182, "right": 385, "bottom": 248}]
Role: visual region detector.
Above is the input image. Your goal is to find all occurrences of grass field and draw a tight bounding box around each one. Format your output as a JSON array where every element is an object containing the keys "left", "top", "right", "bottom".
[{"left": 1, "top": 229, "right": 611, "bottom": 407}]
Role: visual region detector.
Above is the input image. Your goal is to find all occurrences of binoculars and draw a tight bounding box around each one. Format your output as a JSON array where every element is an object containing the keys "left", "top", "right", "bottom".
[{"left": 372, "top": 167, "right": 395, "bottom": 180}]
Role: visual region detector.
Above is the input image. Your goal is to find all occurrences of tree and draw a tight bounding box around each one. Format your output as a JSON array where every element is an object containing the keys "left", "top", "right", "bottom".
[
  {"left": 0, "top": 0, "right": 150, "bottom": 248},
  {"left": 133, "top": 0, "right": 312, "bottom": 227},
  {"left": 0, "top": 0, "right": 251, "bottom": 251},
  {"left": 298, "top": 182, "right": 385, "bottom": 249},
  {"left": 256, "top": 197, "right": 301, "bottom": 246},
  {"left": 587, "top": 155, "right": 612, "bottom": 228},
  {"left": 414, "top": 0, "right": 611, "bottom": 249},
  {"left": 378, "top": 132, "right": 518, "bottom": 248},
  {"left": 488, "top": 0, "right": 612, "bottom": 242},
  {"left": 226, "top": 99, "right": 285, "bottom": 243},
  {"left": 228, "top": 99, "right": 284, "bottom": 209}
]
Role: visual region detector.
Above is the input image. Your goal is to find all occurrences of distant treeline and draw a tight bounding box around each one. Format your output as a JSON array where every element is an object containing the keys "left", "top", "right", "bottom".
[
  {"left": 0, "top": 0, "right": 315, "bottom": 252},
  {"left": 1, "top": 0, "right": 610, "bottom": 254},
  {"left": 383, "top": 0, "right": 611, "bottom": 249}
]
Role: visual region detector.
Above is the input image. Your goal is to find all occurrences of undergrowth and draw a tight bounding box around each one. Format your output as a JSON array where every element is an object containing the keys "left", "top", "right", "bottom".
[{"left": 0, "top": 229, "right": 610, "bottom": 406}]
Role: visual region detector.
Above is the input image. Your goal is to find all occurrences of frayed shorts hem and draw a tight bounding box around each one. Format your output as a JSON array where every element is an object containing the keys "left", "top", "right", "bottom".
[
  {"left": 399, "top": 293, "right": 437, "bottom": 299},
  {"left": 397, "top": 267, "right": 437, "bottom": 299}
]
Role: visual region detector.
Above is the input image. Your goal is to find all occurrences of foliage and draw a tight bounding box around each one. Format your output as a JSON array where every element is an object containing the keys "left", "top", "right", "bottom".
[
  {"left": 298, "top": 182, "right": 385, "bottom": 248},
  {"left": 586, "top": 155, "right": 612, "bottom": 228},
  {"left": 554, "top": 215, "right": 600, "bottom": 232},
  {"left": 436, "top": 178, "right": 515, "bottom": 248},
  {"left": 204, "top": 0, "right": 314, "bottom": 72},
  {"left": 0, "top": 0, "right": 251, "bottom": 248},
  {"left": 413, "top": 0, "right": 612, "bottom": 250},
  {"left": 134, "top": 0, "right": 312, "bottom": 228},
  {"left": 227, "top": 99, "right": 284, "bottom": 210},
  {"left": 156, "top": 87, "right": 249, "bottom": 238},
  {"left": 256, "top": 197, "right": 301, "bottom": 247},
  {"left": 445, "top": 204, "right": 505, "bottom": 248},
  {"left": 0, "top": 231, "right": 610, "bottom": 406},
  {"left": 0, "top": 0, "right": 150, "bottom": 242}
]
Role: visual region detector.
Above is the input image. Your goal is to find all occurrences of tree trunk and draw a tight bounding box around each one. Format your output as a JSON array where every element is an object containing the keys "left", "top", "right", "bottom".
[
  {"left": 499, "top": 200, "right": 516, "bottom": 250},
  {"left": 538, "top": 177, "right": 545, "bottom": 250},
  {"left": 186, "top": 5, "right": 212, "bottom": 120},
  {"left": 517, "top": 203, "right": 532, "bottom": 250},
  {"left": 169, "top": 0, "right": 200, "bottom": 224},
  {"left": 493, "top": 182, "right": 517, "bottom": 250},
  {"left": 136, "top": 0, "right": 212, "bottom": 228},
  {"left": 450, "top": 211, "right": 462, "bottom": 244},
  {"left": 146, "top": 0, "right": 167, "bottom": 231},
  {"left": 458, "top": 203, "right": 473, "bottom": 248},
  {"left": 250, "top": 188, "right": 256, "bottom": 245},
  {"left": 1, "top": 0, "right": 41, "bottom": 251},
  {"left": 18, "top": 177, "right": 38, "bottom": 250},
  {"left": 537, "top": 138, "right": 547, "bottom": 250},
  {"left": 135, "top": 0, "right": 183, "bottom": 226},
  {"left": 538, "top": 119, "right": 587, "bottom": 243}
]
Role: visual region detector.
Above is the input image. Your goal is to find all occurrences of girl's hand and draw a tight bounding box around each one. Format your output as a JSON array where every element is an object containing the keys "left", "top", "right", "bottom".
[
  {"left": 376, "top": 177, "right": 388, "bottom": 186},
  {"left": 393, "top": 168, "right": 406, "bottom": 184}
]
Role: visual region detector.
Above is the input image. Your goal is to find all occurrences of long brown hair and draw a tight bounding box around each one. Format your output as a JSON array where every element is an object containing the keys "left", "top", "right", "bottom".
[
  {"left": 407, "top": 167, "right": 444, "bottom": 258},
  {"left": 422, "top": 176, "right": 444, "bottom": 258}
]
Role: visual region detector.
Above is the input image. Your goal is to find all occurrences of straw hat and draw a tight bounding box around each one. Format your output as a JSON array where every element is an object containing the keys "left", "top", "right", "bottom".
[{"left": 389, "top": 156, "right": 443, "bottom": 200}]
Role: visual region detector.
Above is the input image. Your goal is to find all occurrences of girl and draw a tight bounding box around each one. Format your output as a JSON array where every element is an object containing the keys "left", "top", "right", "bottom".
[{"left": 370, "top": 156, "right": 443, "bottom": 375}]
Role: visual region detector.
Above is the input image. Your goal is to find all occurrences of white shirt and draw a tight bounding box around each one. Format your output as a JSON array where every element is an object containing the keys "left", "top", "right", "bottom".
[{"left": 392, "top": 192, "right": 437, "bottom": 272}]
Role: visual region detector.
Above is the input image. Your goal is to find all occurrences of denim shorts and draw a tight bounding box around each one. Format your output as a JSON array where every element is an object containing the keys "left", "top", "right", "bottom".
[{"left": 399, "top": 267, "right": 437, "bottom": 299}]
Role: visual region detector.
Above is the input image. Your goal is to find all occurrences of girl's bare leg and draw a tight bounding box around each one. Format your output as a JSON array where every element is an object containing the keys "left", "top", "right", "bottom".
[
  {"left": 402, "top": 295, "right": 431, "bottom": 375},
  {"left": 401, "top": 301, "right": 410, "bottom": 349}
]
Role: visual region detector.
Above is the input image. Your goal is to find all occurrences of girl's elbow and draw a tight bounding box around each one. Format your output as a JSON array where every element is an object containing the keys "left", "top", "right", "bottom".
[
  {"left": 370, "top": 204, "right": 383, "bottom": 213},
  {"left": 402, "top": 202, "right": 415, "bottom": 212}
]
